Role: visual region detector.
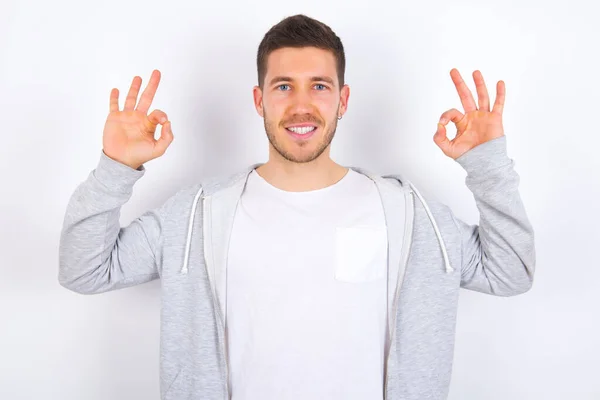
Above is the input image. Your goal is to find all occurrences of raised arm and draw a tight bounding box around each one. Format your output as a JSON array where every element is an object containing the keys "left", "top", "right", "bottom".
[
  {"left": 58, "top": 70, "right": 175, "bottom": 294},
  {"left": 434, "top": 69, "right": 535, "bottom": 296}
]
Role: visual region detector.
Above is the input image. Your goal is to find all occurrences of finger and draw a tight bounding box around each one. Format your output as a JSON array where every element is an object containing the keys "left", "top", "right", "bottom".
[
  {"left": 124, "top": 76, "right": 142, "bottom": 111},
  {"left": 450, "top": 68, "right": 477, "bottom": 113},
  {"left": 153, "top": 121, "right": 174, "bottom": 157},
  {"left": 492, "top": 80, "right": 506, "bottom": 115},
  {"left": 136, "top": 70, "right": 161, "bottom": 114},
  {"left": 433, "top": 122, "right": 452, "bottom": 156},
  {"left": 473, "top": 70, "right": 490, "bottom": 112},
  {"left": 147, "top": 109, "right": 168, "bottom": 126},
  {"left": 109, "top": 88, "right": 119, "bottom": 113},
  {"left": 439, "top": 108, "right": 464, "bottom": 126},
  {"left": 145, "top": 109, "right": 168, "bottom": 134}
]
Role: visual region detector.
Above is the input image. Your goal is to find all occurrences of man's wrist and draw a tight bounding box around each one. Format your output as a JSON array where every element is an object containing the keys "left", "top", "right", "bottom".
[{"left": 455, "top": 136, "right": 511, "bottom": 177}]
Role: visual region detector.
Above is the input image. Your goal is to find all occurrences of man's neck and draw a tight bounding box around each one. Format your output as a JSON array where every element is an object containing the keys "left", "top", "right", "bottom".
[{"left": 255, "top": 154, "right": 348, "bottom": 193}]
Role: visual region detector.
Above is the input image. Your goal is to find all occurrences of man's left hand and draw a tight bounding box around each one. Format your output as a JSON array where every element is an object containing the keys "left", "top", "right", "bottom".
[{"left": 434, "top": 69, "right": 506, "bottom": 160}]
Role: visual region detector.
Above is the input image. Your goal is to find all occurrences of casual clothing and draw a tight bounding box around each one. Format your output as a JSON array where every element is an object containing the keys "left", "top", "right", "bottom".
[
  {"left": 58, "top": 136, "right": 535, "bottom": 399},
  {"left": 226, "top": 169, "right": 390, "bottom": 399}
]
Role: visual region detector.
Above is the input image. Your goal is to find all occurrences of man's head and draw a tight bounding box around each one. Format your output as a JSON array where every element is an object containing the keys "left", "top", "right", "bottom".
[{"left": 253, "top": 15, "right": 350, "bottom": 164}]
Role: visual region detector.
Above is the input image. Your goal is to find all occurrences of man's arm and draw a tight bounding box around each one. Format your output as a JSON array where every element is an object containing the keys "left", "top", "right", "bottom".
[
  {"left": 59, "top": 70, "right": 176, "bottom": 294},
  {"left": 432, "top": 69, "right": 535, "bottom": 295},
  {"left": 452, "top": 136, "right": 535, "bottom": 296},
  {"left": 58, "top": 151, "right": 172, "bottom": 294}
]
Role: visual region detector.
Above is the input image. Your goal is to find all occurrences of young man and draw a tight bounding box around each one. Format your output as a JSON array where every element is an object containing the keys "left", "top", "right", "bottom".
[{"left": 59, "top": 14, "right": 535, "bottom": 400}]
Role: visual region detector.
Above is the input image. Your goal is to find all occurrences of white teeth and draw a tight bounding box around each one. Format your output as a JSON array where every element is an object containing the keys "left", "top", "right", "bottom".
[{"left": 287, "top": 126, "right": 316, "bottom": 135}]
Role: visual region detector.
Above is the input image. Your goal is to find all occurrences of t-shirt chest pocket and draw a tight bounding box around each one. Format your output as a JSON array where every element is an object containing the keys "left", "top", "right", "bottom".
[{"left": 334, "top": 226, "right": 388, "bottom": 283}]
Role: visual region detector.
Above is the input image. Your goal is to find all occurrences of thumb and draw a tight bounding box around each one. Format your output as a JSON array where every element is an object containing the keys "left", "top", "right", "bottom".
[
  {"left": 153, "top": 120, "right": 174, "bottom": 157},
  {"left": 433, "top": 123, "right": 452, "bottom": 155},
  {"left": 434, "top": 108, "right": 464, "bottom": 156}
]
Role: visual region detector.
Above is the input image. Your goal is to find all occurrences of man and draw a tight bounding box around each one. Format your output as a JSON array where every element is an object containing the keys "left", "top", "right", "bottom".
[{"left": 59, "top": 14, "right": 535, "bottom": 400}]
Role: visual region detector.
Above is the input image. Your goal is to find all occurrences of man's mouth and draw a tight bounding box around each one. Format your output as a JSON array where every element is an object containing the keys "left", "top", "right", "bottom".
[
  {"left": 285, "top": 124, "right": 318, "bottom": 140},
  {"left": 285, "top": 125, "right": 317, "bottom": 135}
]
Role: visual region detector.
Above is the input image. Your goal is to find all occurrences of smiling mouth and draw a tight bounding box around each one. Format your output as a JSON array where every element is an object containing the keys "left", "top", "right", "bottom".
[
  {"left": 285, "top": 125, "right": 318, "bottom": 140},
  {"left": 285, "top": 126, "right": 317, "bottom": 135}
]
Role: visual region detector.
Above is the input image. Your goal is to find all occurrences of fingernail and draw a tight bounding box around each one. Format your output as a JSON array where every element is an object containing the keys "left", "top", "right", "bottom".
[
  {"left": 439, "top": 118, "right": 447, "bottom": 124},
  {"left": 160, "top": 117, "right": 167, "bottom": 124}
]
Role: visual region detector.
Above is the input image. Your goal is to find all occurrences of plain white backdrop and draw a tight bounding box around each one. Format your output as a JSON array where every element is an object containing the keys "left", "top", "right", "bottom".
[{"left": 1, "top": 0, "right": 598, "bottom": 398}]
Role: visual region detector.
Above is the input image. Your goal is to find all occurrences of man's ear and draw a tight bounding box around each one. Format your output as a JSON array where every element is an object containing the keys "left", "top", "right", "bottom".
[
  {"left": 338, "top": 84, "right": 350, "bottom": 118},
  {"left": 253, "top": 85, "right": 264, "bottom": 117}
]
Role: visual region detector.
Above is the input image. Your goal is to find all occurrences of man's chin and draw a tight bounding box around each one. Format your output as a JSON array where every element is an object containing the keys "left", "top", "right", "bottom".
[{"left": 279, "top": 142, "right": 332, "bottom": 164}]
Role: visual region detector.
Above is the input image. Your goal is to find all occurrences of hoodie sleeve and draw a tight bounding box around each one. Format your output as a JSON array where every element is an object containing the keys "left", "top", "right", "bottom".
[
  {"left": 451, "top": 136, "right": 536, "bottom": 296},
  {"left": 58, "top": 150, "right": 174, "bottom": 294}
]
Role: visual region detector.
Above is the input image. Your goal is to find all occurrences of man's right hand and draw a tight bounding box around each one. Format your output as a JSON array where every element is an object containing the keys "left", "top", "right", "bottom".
[{"left": 102, "top": 69, "right": 174, "bottom": 170}]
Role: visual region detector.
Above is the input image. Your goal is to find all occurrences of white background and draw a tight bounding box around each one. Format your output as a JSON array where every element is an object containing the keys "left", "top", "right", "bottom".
[{"left": 1, "top": 0, "right": 598, "bottom": 398}]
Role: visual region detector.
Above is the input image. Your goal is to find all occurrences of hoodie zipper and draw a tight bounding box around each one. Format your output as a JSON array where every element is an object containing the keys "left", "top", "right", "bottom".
[
  {"left": 202, "top": 195, "right": 230, "bottom": 399},
  {"left": 383, "top": 189, "right": 414, "bottom": 399}
]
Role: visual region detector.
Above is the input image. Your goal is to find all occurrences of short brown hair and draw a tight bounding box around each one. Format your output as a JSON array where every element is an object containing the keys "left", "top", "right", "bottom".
[{"left": 256, "top": 14, "right": 346, "bottom": 89}]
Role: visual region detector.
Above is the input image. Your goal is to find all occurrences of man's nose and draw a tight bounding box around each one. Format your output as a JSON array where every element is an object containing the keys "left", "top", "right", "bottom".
[{"left": 289, "top": 89, "right": 315, "bottom": 114}]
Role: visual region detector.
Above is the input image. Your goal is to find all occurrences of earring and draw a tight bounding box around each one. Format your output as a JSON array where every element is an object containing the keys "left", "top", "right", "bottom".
[{"left": 338, "top": 115, "right": 342, "bottom": 120}]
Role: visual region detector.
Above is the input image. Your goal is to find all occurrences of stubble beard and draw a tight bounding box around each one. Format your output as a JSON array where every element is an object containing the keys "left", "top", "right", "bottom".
[{"left": 263, "top": 110, "right": 338, "bottom": 164}]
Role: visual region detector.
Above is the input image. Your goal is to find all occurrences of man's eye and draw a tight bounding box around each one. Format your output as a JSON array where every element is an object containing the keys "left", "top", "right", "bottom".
[
  {"left": 278, "top": 84, "right": 290, "bottom": 91},
  {"left": 315, "top": 84, "right": 327, "bottom": 90}
]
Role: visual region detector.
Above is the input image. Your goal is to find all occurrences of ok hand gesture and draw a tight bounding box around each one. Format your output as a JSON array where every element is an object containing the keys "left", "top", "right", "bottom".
[
  {"left": 102, "top": 69, "right": 174, "bottom": 170},
  {"left": 434, "top": 69, "right": 506, "bottom": 160}
]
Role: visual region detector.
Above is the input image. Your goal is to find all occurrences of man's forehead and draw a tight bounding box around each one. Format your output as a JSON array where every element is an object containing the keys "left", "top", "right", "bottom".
[
  {"left": 265, "top": 47, "right": 338, "bottom": 84},
  {"left": 267, "top": 46, "right": 335, "bottom": 63}
]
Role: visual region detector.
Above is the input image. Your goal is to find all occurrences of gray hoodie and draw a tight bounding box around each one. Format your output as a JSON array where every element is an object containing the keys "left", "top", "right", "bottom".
[{"left": 58, "top": 135, "right": 535, "bottom": 400}]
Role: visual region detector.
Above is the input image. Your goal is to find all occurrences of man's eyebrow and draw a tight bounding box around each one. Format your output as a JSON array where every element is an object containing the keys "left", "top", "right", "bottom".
[
  {"left": 311, "top": 76, "right": 335, "bottom": 86},
  {"left": 269, "top": 76, "right": 292, "bottom": 86},
  {"left": 268, "top": 76, "right": 336, "bottom": 86}
]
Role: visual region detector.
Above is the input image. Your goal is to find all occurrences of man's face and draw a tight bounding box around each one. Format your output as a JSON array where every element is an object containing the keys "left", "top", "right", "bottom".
[{"left": 253, "top": 46, "right": 349, "bottom": 164}]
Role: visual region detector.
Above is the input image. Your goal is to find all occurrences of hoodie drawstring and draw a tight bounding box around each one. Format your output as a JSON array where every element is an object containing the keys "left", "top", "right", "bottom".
[
  {"left": 408, "top": 183, "right": 454, "bottom": 274},
  {"left": 180, "top": 183, "right": 453, "bottom": 275},
  {"left": 181, "top": 187, "right": 204, "bottom": 274}
]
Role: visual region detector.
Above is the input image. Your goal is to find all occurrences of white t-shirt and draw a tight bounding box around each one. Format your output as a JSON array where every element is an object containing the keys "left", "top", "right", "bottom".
[{"left": 226, "top": 168, "right": 389, "bottom": 399}]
